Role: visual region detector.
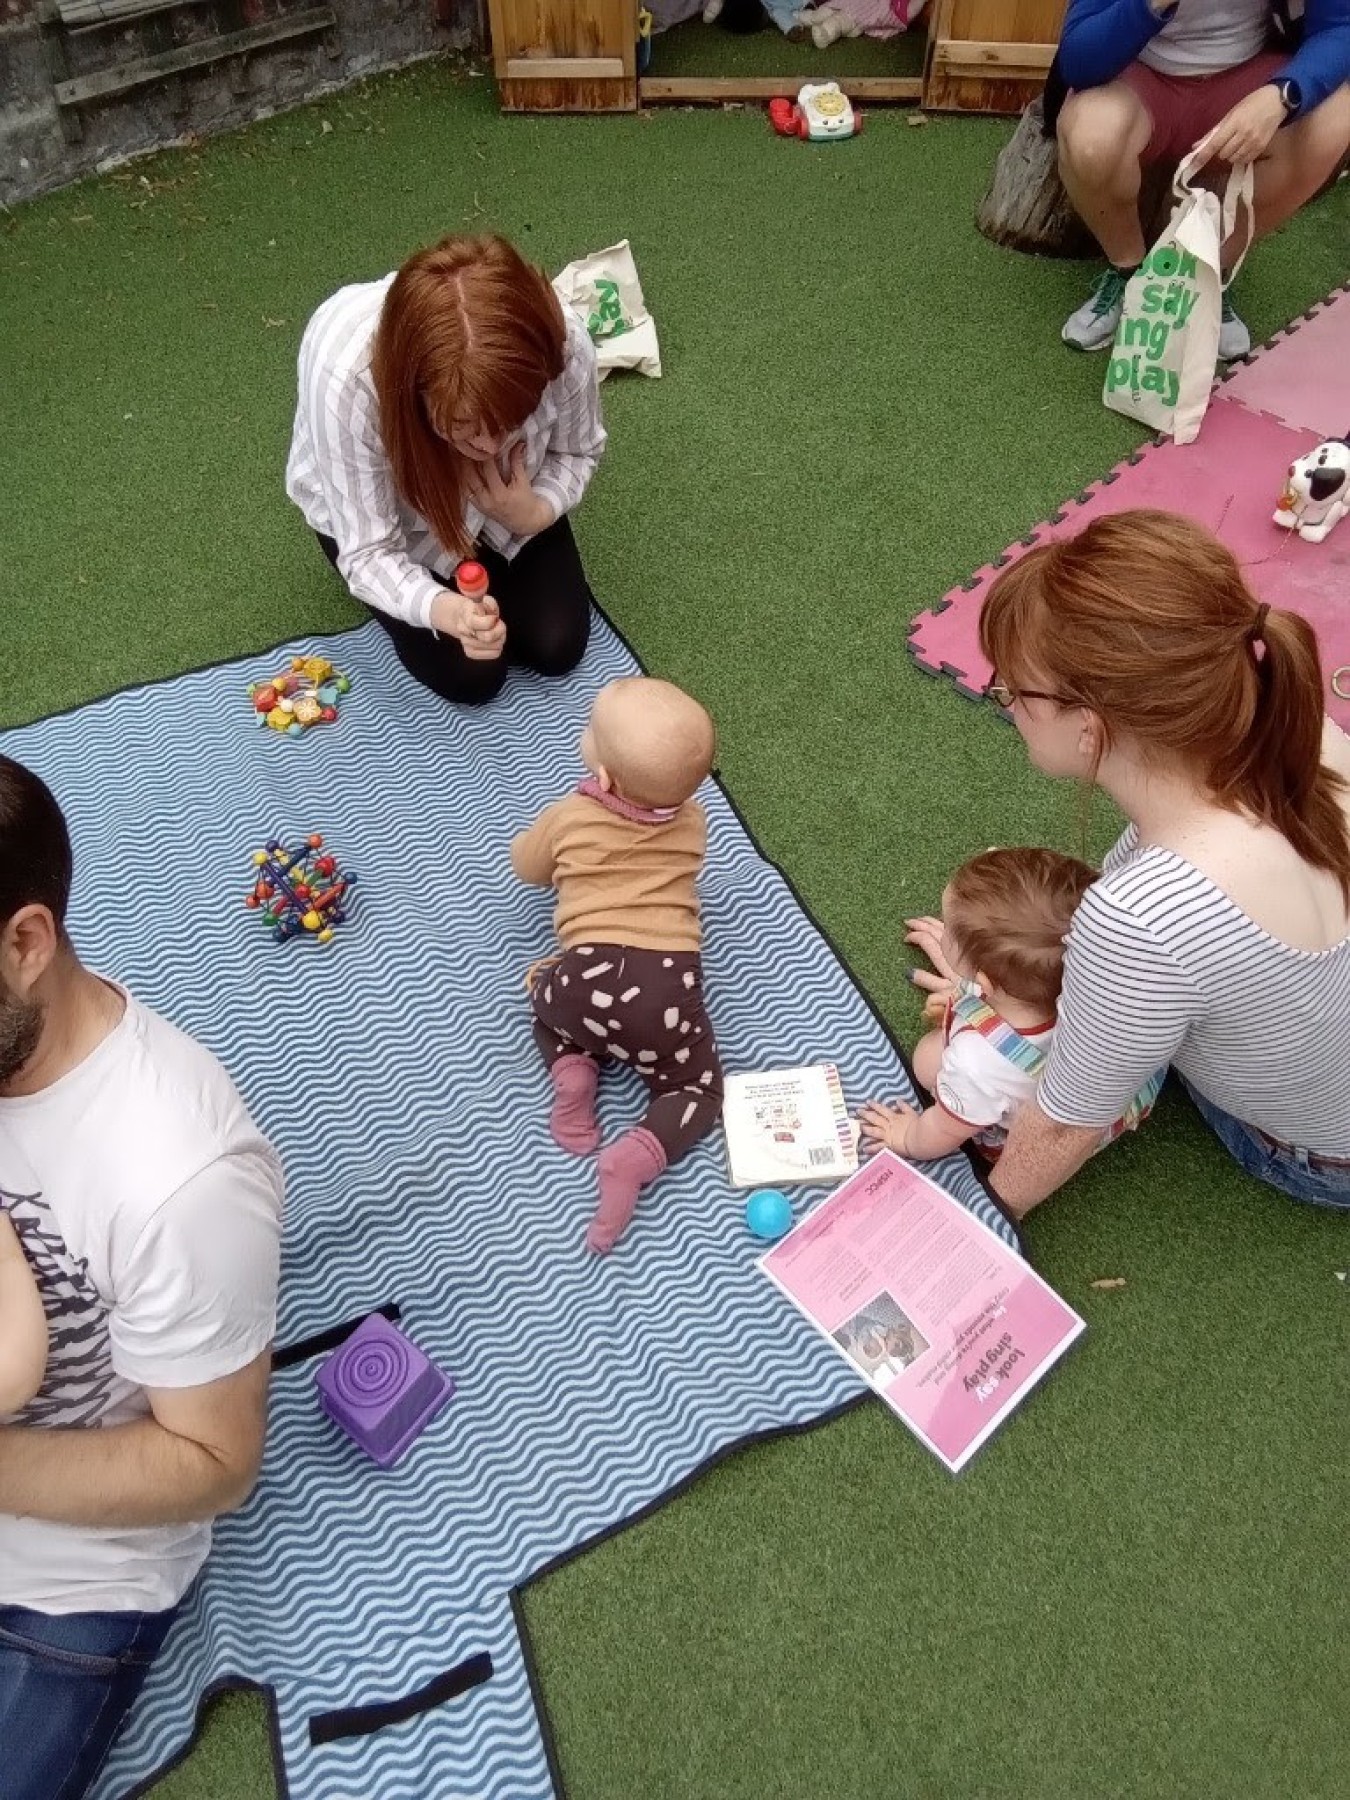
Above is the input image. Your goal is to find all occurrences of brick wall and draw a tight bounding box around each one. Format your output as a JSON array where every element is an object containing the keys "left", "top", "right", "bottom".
[{"left": 1, "top": 0, "right": 483, "bottom": 205}]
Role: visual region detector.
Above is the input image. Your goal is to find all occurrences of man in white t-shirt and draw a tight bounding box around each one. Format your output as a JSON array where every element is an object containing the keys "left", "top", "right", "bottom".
[
  {"left": 0, "top": 756, "right": 284, "bottom": 1800},
  {"left": 1050, "top": 0, "right": 1350, "bottom": 357}
]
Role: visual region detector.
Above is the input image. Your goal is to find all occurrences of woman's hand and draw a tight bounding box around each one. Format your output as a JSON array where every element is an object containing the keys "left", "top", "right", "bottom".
[
  {"left": 468, "top": 443, "right": 553, "bottom": 538},
  {"left": 429, "top": 588, "right": 506, "bottom": 661}
]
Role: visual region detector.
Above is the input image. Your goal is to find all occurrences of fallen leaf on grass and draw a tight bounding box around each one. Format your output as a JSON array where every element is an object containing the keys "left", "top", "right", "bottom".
[
  {"left": 906, "top": 113, "right": 929, "bottom": 127},
  {"left": 1089, "top": 1277, "right": 1127, "bottom": 1291}
]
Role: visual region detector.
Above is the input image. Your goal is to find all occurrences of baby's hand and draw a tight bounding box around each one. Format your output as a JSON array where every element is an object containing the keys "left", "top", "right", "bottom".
[{"left": 857, "top": 1098, "right": 920, "bottom": 1158}]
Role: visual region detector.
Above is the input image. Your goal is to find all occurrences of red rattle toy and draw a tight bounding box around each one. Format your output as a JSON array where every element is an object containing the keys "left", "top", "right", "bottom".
[
  {"left": 455, "top": 560, "right": 490, "bottom": 602},
  {"left": 454, "top": 559, "right": 501, "bottom": 655}
]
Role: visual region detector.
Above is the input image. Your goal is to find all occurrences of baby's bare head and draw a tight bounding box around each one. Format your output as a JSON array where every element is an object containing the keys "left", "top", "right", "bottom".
[
  {"left": 584, "top": 677, "right": 716, "bottom": 810},
  {"left": 943, "top": 847, "right": 1097, "bottom": 1013}
]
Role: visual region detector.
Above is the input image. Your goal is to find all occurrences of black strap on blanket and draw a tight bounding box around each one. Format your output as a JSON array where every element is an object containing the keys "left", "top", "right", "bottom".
[
  {"left": 272, "top": 1302, "right": 402, "bottom": 1370},
  {"left": 307, "top": 1653, "right": 494, "bottom": 1745}
]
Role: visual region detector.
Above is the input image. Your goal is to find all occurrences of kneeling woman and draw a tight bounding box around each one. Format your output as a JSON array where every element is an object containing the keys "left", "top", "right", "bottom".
[{"left": 287, "top": 232, "right": 605, "bottom": 704}]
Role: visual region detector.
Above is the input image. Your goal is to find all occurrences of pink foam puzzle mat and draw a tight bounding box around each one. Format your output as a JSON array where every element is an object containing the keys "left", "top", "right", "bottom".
[
  {"left": 1214, "top": 284, "right": 1350, "bottom": 440},
  {"left": 910, "top": 284, "right": 1350, "bottom": 730}
]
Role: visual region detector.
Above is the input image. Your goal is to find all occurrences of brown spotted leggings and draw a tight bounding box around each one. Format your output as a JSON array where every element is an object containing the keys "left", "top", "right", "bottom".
[{"left": 531, "top": 943, "right": 724, "bottom": 1163}]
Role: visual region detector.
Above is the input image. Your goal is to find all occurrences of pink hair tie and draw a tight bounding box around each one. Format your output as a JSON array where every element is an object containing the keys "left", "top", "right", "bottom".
[{"left": 1248, "top": 602, "right": 1270, "bottom": 659}]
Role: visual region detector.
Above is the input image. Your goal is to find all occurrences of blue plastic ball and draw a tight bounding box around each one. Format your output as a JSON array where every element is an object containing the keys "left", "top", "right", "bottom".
[{"left": 745, "top": 1188, "right": 793, "bottom": 1241}]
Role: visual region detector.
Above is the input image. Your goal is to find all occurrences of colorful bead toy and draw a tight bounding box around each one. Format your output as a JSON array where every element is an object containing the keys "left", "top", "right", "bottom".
[
  {"left": 249, "top": 655, "right": 352, "bottom": 738},
  {"left": 245, "top": 834, "right": 357, "bottom": 944}
]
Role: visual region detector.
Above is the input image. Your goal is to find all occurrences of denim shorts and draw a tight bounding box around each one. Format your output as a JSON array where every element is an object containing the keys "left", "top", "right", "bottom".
[
  {"left": 0, "top": 1603, "right": 178, "bottom": 1800},
  {"left": 1181, "top": 1077, "right": 1350, "bottom": 1211}
]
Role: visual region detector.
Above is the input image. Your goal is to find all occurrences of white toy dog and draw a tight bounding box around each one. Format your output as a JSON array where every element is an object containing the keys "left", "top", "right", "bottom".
[{"left": 1274, "top": 435, "right": 1350, "bottom": 543}]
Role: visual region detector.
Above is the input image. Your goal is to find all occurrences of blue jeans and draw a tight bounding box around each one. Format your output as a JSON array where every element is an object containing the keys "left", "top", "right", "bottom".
[
  {"left": 0, "top": 1604, "right": 177, "bottom": 1800},
  {"left": 1182, "top": 1078, "right": 1350, "bottom": 1210}
]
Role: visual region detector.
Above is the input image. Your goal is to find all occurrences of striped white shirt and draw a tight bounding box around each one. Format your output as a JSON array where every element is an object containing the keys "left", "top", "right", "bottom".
[
  {"left": 285, "top": 276, "right": 606, "bottom": 630},
  {"left": 1041, "top": 826, "right": 1350, "bottom": 1156}
]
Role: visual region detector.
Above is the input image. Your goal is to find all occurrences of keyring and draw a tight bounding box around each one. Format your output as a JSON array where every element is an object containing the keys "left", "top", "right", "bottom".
[{"left": 1333, "top": 667, "right": 1350, "bottom": 702}]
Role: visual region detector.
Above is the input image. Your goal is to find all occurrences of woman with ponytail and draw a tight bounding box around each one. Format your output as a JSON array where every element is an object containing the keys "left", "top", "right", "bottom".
[
  {"left": 287, "top": 234, "right": 605, "bottom": 705},
  {"left": 946, "top": 508, "right": 1350, "bottom": 1215}
]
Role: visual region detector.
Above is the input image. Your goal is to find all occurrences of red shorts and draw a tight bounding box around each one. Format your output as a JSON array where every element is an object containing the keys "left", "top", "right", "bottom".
[{"left": 1120, "top": 50, "right": 1286, "bottom": 165}]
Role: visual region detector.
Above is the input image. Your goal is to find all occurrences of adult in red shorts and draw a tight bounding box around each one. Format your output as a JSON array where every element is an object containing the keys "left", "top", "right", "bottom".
[{"left": 1048, "top": 0, "right": 1350, "bottom": 359}]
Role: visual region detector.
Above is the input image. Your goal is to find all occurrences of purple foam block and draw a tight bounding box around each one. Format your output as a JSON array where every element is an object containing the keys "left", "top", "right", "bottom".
[{"left": 315, "top": 1313, "right": 455, "bottom": 1469}]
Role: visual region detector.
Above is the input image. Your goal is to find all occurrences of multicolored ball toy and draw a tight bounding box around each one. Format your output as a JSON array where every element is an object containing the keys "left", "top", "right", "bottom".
[
  {"left": 245, "top": 834, "right": 357, "bottom": 944},
  {"left": 249, "top": 655, "right": 351, "bottom": 738}
]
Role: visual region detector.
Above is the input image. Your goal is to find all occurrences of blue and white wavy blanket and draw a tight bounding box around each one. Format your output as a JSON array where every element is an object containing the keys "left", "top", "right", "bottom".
[{"left": 3, "top": 618, "right": 1014, "bottom": 1800}]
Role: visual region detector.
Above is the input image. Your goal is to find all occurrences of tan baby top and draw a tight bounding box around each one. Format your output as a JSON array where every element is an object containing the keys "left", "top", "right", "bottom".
[{"left": 511, "top": 782, "right": 706, "bottom": 953}]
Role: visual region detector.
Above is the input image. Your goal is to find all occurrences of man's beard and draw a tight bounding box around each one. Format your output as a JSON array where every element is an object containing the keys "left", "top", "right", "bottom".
[{"left": 0, "top": 986, "right": 44, "bottom": 1086}]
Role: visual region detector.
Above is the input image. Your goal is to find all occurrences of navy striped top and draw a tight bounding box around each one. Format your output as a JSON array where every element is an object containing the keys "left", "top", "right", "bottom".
[{"left": 1040, "top": 827, "right": 1350, "bottom": 1156}]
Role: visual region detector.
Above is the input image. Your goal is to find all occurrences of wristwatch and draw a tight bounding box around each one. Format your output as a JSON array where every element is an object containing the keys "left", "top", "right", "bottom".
[{"left": 1274, "top": 78, "right": 1302, "bottom": 117}]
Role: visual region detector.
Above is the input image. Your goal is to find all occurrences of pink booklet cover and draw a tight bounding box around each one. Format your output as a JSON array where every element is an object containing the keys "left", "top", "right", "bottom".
[{"left": 758, "top": 1151, "right": 1084, "bottom": 1473}]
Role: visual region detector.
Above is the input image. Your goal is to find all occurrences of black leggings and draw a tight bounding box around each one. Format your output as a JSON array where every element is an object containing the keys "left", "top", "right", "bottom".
[{"left": 316, "top": 515, "right": 593, "bottom": 706}]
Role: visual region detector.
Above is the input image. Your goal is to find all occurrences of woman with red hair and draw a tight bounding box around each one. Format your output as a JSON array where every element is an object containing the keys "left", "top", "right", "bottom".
[
  {"left": 910, "top": 509, "right": 1350, "bottom": 1217},
  {"left": 287, "top": 233, "right": 606, "bottom": 704}
]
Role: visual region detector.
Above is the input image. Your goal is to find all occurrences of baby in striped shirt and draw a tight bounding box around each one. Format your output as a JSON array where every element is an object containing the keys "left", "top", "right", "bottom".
[{"left": 858, "top": 847, "right": 1159, "bottom": 1163}]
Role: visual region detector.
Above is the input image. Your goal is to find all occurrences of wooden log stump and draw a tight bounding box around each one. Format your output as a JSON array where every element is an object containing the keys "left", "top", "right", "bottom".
[
  {"left": 977, "top": 95, "right": 1176, "bottom": 258},
  {"left": 976, "top": 95, "right": 1095, "bottom": 257}
]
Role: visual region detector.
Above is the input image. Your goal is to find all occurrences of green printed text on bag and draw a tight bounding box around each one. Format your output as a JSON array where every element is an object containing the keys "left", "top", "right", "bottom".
[
  {"left": 1101, "top": 152, "right": 1253, "bottom": 445},
  {"left": 1104, "top": 247, "right": 1203, "bottom": 407},
  {"left": 586, "top": 277, "right": 631, "bottom": 342}
]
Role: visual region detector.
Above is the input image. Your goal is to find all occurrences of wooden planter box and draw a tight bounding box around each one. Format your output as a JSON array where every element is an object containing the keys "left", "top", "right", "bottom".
[
  {"left": 488, "top": 0, "right": 1065, "bottom": 115},
  {"left": 923, "top": 0, "right": 1065, "bottom": 114},
  {"left": 487, "top": 0, "right": 638, "bottom": 111}
]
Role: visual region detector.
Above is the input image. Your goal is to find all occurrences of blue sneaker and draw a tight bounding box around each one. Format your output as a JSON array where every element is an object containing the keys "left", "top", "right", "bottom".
[
  {"left": 1218, "top": 291, "right": 1250, "bottom": 361},
  {"left": 1061, "top": 266, "right": 1130, "bottom": 351}
]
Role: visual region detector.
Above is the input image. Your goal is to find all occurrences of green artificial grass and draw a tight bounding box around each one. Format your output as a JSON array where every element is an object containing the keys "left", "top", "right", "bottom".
[{"left": 4, "top": 55, "right": 1348, "bottom": 1800}]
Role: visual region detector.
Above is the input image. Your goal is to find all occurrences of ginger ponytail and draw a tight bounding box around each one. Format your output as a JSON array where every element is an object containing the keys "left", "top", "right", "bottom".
[
  {"left": 1218, "top": 604, "right": 1350, "bottom": 898},
  {"left": 979, "top": 509, "right": 1350, "bottom": 903}
]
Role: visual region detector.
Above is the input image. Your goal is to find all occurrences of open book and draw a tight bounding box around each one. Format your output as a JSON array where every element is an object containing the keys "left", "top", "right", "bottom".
[{"left": 723, "top": 1062, "right": 859, "bottom": 1188}]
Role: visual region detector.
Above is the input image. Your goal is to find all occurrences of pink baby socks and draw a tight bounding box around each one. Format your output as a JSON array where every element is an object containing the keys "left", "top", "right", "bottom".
[
  {"left": 549, "top": 1056, "right": 601, "bottom": 1155},
  {"left": 587, "top": 1128, "right": 667, "bottom": 1255}
]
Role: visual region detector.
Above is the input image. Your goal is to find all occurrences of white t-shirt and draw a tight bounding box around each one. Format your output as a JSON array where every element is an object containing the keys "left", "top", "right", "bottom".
[
  {"left": 1139, "top": 0, "right": 1271, "bottom": 76},
  {"left": 0, "top": 987, "right": 283, "bottom": 1616},
  {"left": 935, "top": 1005, "right": 1056, "bottom": 1151}
]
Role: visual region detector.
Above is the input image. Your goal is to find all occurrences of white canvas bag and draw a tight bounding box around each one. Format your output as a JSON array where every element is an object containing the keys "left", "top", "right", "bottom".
[
  {"left": 553, "top": 239, "right": 662, "bottom": 382},
  {"left": 1102, "top": 148, "right": 1254, "bottom": 444}
]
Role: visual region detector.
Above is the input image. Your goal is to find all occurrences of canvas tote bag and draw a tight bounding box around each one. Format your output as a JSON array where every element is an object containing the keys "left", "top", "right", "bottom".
[
  {"left": 553, "top": 240, "right": 662, "bottom": 382},
  {"left": 1102, "top": 148, "right": 1255, "bottom": 444}
]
